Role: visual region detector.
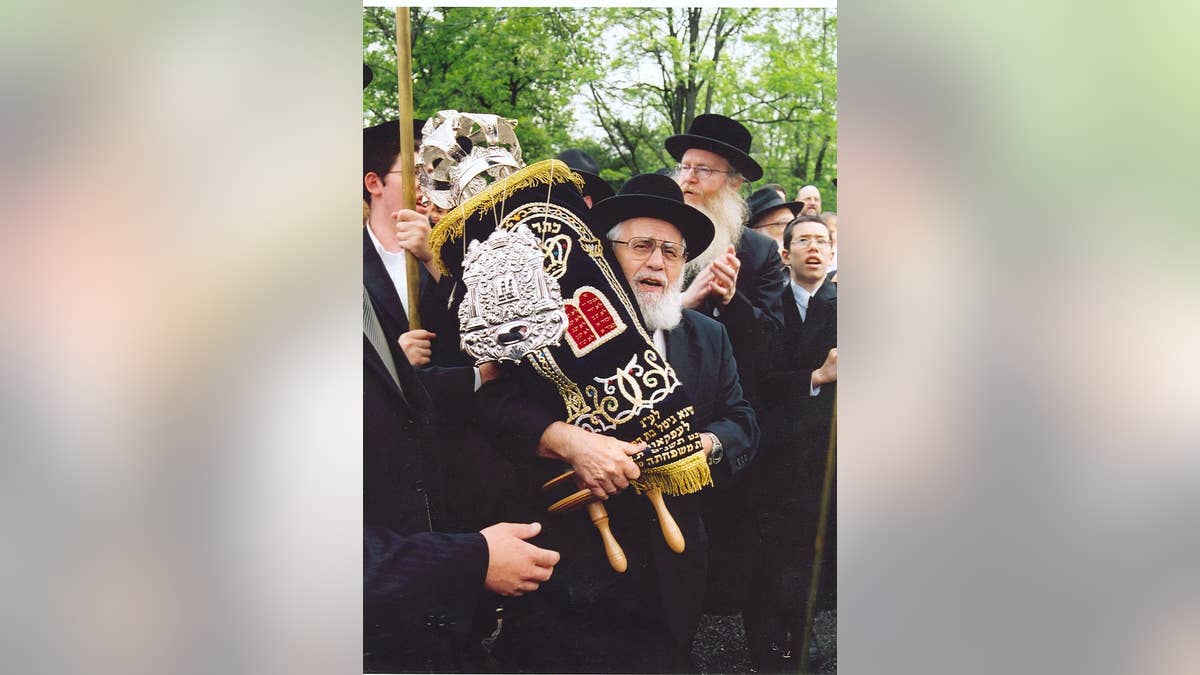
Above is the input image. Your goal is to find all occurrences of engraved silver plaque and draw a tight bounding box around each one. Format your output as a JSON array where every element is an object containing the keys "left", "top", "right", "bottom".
[{"left": 458, "top": 223, "right": 566, "bottom": 364}]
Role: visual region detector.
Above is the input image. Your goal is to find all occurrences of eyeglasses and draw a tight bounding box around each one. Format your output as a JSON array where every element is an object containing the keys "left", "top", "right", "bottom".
[
  {"left": 753, "top": 219, "right": 794, "bottom": 230},
  {"left": 675, "top": 164, "right": 737, "bottom": 179},
  {"left": 792, "top": 235, "right": 832, "bottom": 248},
  {"left": 611, "top": 237, "right": 687, "bottom": 263}
]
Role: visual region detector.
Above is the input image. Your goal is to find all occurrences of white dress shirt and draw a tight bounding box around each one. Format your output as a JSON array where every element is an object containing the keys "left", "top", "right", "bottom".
[{"left": 366, "top": 223, "right": 412, "bottom": 317}]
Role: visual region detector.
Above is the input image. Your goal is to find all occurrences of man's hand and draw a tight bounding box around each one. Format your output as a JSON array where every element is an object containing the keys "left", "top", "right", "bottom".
[
  {"left": 681, "top": 265, "right": 714, "bottom": 310},
  {"left": 397, "top": 329, "right": 436, "bottom": 367},
  {"left": 480, "top": 522, "right": 560, "bottom": 597},
  {"left": 390, "top": 208, "right": 442, "bottom": 281},
  {"left": 811, "top": 347, "right": 838, "bottom": 388},
  {"left": 537, "top": 422, "right": 643, "bottom": 500},
  {"left": 681, "top": 245, "right": 739, "bottom": 308},
  {"left": 478, "top": 361, "right": 502, "bottom": 385},
  {"left": 707, "top": 246, "right": 740, "bottom": 306}
]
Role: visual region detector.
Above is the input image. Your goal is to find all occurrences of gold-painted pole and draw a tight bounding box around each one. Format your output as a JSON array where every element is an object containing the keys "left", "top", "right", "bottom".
[
  {"left": 799, "top": 393, "right": 836, "bottom": 673},
  {"left": 394, "top": 7, "right": 421, "bottom": 329}
]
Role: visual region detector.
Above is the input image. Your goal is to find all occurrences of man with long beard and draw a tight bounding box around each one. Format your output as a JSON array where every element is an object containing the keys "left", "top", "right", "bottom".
[
  {"left": 665, "top": 114, "right": 786, "bottom": 614},
  {"left": 665, "top": 113, "right": 786, "bottom": 405},
  {"left": 485, "top": 174, "right": 758, "bottom": 674}
]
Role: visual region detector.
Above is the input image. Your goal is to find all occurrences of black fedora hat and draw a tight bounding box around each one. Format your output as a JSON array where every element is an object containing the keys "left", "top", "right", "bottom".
[
  {"left": 664, "top": 113, "right": 763, "bottom": 181},
  {"left": 557, "top": 149, "right": 616, "bottom": 202},
  {"left": 746, "top": 186, "right": 803, "bottom": 228},
  {"left": 363, "top": 118, "right": 427, "bottom": 155},
  {"left": 591, "top": 173, "right": 714, "bottom": 257}
]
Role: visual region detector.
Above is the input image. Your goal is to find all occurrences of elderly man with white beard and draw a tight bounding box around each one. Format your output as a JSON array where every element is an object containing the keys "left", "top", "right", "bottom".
[
  {"left": 665, "top": 114, "right": 785, "bottom": 614},
  {"left": 665, "top": 114, "right": 787, "bottom": 407},
  {"left": 595, "top": 174, "right": 759, "bottom": 488},
  {"left": 481, "top": 174, "right": 759, "bottom": 674}
]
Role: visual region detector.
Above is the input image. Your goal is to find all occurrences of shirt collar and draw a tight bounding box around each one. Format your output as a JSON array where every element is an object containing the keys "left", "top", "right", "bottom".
[
  {"left": 791, "top": 279, "right": 814, "bottom": 311},
  {"left": 366, "top": 223, "right": 402, "bottom": 258}
]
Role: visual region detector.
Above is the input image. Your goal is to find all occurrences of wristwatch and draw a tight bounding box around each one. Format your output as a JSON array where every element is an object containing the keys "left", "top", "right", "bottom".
[{"left": 703, "top": 432, "right": 724, "bottom": 466}]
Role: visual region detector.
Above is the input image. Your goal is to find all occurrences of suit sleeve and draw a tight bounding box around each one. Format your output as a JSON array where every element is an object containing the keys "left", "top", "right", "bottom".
[
  {"left": 700, "top": 323, "right": 760, "bottom": 483},
  {"left": 719, "top": 236, "right": 786, "bottom": 333},
  {"left": 473, "top": 375, "right": 561, "bottom": 462},
  {"left": 415, "top": 366, "right": 476, "bottom": 421},
  {"left": 364, "top": 526, "right": 488, "bottom": 633}
]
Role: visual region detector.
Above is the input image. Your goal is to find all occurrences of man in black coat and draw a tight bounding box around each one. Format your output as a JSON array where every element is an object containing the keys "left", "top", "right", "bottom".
[
  {"left": 478, "top": 175, "right": 758, "bottom": 673},
  {"left": 665, "top": 113, "right": 786, "bottom": 612},
  {"left": 364, "top": 118, "right": 522, "bottom": 539},
  {"left": 363, "top": 285, "right": 562, "bottom": 673},
  {"left": 744, "top": 214, "right": 838, "bottom": 672}
]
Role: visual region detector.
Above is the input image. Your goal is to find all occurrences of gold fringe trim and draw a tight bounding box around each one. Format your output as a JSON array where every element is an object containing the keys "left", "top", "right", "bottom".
[
  {"left": 632, "top": 451, "right": 714, "bottom": 497},
  {"left": 428, "top": 159, "right": 586, "bottom": 276}
]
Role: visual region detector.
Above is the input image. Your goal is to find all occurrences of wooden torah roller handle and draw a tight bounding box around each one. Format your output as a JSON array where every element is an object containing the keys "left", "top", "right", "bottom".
[
  {"left": 646, "top": 488, "right": 685, "bottom": 553},
  {"left": 586, "top": 501, "right": 627, "bottom": 573}
]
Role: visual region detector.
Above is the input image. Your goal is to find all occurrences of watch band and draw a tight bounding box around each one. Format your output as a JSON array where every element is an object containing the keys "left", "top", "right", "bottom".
[{"left": 704, "top": 432, "right": 724, "bottom": 466}]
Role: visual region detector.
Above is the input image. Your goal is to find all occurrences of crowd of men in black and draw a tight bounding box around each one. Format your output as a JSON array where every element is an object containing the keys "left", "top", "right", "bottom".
[{"left": 363, "top": 85, "right": 838, "bottom": 673}]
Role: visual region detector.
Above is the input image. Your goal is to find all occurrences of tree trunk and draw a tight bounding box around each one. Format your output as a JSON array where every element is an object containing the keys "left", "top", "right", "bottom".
[{"left": 813, "top": 134, "right": 829, "bottom": 183}]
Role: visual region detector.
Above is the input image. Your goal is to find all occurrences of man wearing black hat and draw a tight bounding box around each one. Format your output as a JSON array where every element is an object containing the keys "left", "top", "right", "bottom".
[
  {"left": 746, "top": 185, "right": 805, "bottom": 255},
  {"left": 557, "top": 148, "right": 615, "bottom": 207},
  {"left": 363, "top": 119, "right": 442, "bottom": 348},
  {"left": 665, "top": 113, "right": 786, "bottom": 614},
  {"left": 664, "top": 113, "right": 786, "bottom": 403},
  {"left": 484, "top": 174, "right": 758, "bottom": 674}
]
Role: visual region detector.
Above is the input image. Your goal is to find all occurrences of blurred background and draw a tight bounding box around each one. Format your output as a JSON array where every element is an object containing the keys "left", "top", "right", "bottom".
[{"left": 1, "top": 1, "right": 1197, "bottom": 674}]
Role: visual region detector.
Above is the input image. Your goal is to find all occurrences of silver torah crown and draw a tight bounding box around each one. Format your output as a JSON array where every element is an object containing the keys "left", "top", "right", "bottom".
[
  {"left": 417, "top": 110, "right": 523, "bottom": 210},
  {"left": 458, "top": 223, "right": 566, "bottom": 364}
]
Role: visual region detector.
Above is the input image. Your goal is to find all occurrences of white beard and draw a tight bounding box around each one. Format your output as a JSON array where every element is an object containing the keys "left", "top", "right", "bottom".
[
  {"left": 633, "top": 276, "right": 684, "bottom": 331},
  {"left": 684, "top": 181, "right": 748, "bottom": 277}
]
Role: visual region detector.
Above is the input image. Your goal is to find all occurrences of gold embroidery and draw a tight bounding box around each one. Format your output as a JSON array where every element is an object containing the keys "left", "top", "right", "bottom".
[{"left": 527, "top": 348, "right": 591, "bottom": 424}]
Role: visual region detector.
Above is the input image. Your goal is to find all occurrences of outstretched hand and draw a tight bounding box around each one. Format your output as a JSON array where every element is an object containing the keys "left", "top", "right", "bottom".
[{"left": 480, "top": 522, "right": 560, "bottom": 597}]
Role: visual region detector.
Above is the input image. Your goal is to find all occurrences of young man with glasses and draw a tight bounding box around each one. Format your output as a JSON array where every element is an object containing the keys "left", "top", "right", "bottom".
[{"left": 744, "top": 213, "right": 838, "bottom": 672}]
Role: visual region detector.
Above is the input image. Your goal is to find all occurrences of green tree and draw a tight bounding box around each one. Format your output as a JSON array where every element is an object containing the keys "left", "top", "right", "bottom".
[
  {"left": 364, "top": 7, "right": 837, "bottom": 209},
  {"left": 570, "top": 8, "right": 837, "bottom": 207},
  {"left": 363, "top": 7, "right": 593, "bottom": 163}
]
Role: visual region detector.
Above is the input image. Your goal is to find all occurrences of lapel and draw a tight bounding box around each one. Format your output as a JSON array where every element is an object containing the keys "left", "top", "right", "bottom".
[
  {"left": 781, "top": 283, "right": 804, "bottom": 334},
  {"left": 807, "top": 280, "right": 837, "bottom": 333},
  {"left": 363, "top": 333, "right": 406, "bottom": 403},
  {"left": 363, "top": 227, "right": 410, "bottom": 340},
  {"left": 665, "top": 318, "right": 700, "bottom": 391}
]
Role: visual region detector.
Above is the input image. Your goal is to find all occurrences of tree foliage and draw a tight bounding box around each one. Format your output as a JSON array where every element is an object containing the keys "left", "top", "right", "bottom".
[{"left": 364, "top": 7, "right": 837, "bottom": 209}]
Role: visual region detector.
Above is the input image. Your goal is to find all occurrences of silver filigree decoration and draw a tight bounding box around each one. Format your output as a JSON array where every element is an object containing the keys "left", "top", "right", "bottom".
[
  {"left": 417, "top": 110, "right": 523, "bottom": 209},
  {"left": 458, "top": 223, "right": 566, "bottom": 364}
]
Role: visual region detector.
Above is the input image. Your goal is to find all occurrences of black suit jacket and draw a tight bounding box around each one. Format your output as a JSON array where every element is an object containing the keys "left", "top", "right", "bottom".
[
  {"left": 666, "top": 309, "right": 759, "bottom": 483},
  {"left": 363, "top": 287, "right": 486, "bottom": 672},
  {"left": 475, "top": 310, "right": 758, "bottom": 665},
  {"left": 697, "top": 227, "right": 787, "bottom": 405},
  {"left": 752, "top": 280, "right": 837, "bottom": 511}
]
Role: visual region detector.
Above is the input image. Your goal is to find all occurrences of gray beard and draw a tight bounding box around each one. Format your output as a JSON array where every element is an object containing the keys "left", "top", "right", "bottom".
[
  {"left": 684, "top": 185, "right": 748, "bottom": 277},
  {"left": 633, "top": 278, "right": 684, "bottom": 331}
]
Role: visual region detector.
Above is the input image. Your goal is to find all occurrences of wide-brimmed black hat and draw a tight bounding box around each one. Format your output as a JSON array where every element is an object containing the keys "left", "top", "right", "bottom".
[
  {"left": 591, "top": 173, "right": 714, "bottom": 257},
  {"left": 664, "top": 113, "right": 763, "bottom": 181},
  {"left": 363, "top": 119, "right": 427, "bottom": 156},
  {"left": 746, "top": 186, "right": 803, "bottom": 228},
  {"left": 363, "top": 64, "right": 374, "bottom": 89},
  {"left": 556, "top": 149, "right": 615, "bottom": 202}
]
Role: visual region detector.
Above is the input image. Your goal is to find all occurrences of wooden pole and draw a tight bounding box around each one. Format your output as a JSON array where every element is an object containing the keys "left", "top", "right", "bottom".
[
  {"left": 799, "top": 393, "right": 836, "bottom": 673},
  {"left": 394, "top": 7, "right": 422, "bottom": 329}
]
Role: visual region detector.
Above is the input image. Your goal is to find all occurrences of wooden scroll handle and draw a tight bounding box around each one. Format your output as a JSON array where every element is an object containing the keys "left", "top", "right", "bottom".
[
  {"left": 646, "top": 489, "right": 685, "bottom": 553},
  {"left": 586, "top": 502, "right": 627, "bottom": 573}
]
